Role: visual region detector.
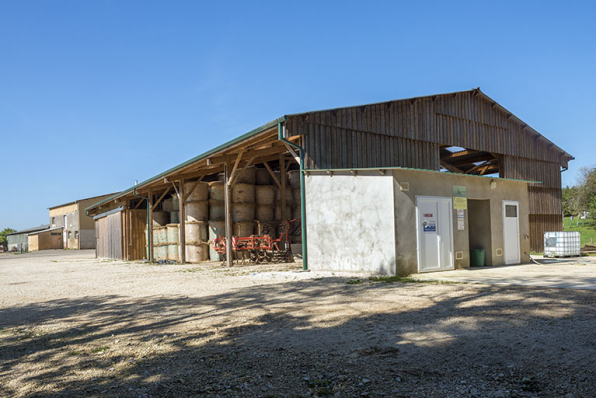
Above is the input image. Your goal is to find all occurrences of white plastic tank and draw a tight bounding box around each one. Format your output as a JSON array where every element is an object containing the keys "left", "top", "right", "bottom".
[{"left": 544, "top": 231, "right": 580, "bottom": 257}]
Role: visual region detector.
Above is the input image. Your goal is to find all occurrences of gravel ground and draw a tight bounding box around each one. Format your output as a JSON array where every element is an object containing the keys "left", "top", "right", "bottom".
[{"left": 1, "top": 250, "right": 595, "bottom": 398}]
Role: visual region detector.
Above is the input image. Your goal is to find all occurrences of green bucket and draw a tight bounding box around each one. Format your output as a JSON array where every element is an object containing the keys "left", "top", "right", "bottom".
[{"left": 470, "top": 249, "right": 485, "bottom": 267}]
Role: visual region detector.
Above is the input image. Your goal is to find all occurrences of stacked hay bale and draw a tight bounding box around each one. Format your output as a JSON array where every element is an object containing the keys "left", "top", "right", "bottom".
[
  {"left": 232, "top": 168, "right": 256, "bottom": 261},
  {"left": 184, "top": 181, "right": 209, "bottom": 263},
  {"left": 166, "top": 223, "right": 180, "bottom": 262},
  {"left": 162, "top": 196, "right": 180, "bottom": 223},
  {"left": 208, "top": 180, "right": 225, "bottom": 261},
  {"left": 152, "top": 211, "right": 169, "bottom": 261}
]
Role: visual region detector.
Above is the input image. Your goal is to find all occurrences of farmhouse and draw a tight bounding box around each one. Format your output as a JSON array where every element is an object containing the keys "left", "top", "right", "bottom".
[
  {"left": 49, "top": 194, "right": 116, "bottom": 249},
  {"left": 86, "top": 88, "right": 572, "bottom": 275}
]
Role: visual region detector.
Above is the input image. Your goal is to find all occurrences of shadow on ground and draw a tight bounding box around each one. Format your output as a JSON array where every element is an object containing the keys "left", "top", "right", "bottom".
[{"left": 1, "top": 280, "right": 595, "bottom": 397}]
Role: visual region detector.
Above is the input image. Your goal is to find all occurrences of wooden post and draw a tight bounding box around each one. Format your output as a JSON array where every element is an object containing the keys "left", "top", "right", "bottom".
[
  {"left": 224, "top": 163, "right": 233, "bottom": 267},
  {"left": 179, "top": 180, "right": 186, "bottom": 264},
  {"left": 148, "top": 190, "right": 154, "bottom": 262},
  {"left": 280, "top": 155, "right": 287, "bottom": 247}
]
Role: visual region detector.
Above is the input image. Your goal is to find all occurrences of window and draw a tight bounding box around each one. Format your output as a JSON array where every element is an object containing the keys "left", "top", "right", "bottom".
[
  {"left": 505, "top": 205, "right": 517, "bottom": 218},
  {"left": 51, "top": 217, "right": 56, "bottom": 226},
  {"left": 68, "top": 231, "right": 72, "bottom": 239},
  {"left": 74, "top": 231, "right": 79, "bottom": 239}
]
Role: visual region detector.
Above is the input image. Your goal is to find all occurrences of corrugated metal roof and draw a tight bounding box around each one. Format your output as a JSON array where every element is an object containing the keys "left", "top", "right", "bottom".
[
  {"left": 7, "top": 225, "right": 51, "bottom": 236},
  {"left": 86, "top": 87, "right": 571, "bottom": 212},
  {"left": 86, "top": 116, "right": 287, "bottom": 212}
]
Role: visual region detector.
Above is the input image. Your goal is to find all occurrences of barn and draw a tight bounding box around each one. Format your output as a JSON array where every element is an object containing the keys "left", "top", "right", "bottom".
[{"left": 86, "top": 88, "right": 572, "bottom": 275}]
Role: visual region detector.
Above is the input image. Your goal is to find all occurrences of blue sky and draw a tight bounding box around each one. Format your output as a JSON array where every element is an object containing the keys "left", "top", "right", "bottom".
[{"left": 1, "top": 1, "right": 594, "bottom": 230}]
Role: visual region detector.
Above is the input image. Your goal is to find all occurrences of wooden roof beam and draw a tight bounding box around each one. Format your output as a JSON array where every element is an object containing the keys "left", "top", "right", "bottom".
[{"left": 440, "top": 161, "right": 464, "bottom": 174}]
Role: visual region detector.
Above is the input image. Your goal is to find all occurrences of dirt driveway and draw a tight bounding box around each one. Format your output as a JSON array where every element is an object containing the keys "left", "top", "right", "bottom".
[{"left": 1, "top": 251, "right": 595, "bottom": 397}]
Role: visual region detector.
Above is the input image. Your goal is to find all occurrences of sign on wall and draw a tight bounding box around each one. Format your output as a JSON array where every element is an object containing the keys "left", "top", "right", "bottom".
[
  {"left": 457, "top": 209, "right": 465, "bottom": 230},
  {"left": 453, "top": 185, "right": 467, "bottom": 210}
]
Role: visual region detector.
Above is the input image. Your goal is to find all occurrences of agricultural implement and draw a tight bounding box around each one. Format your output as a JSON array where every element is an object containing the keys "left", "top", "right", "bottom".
[{"left": 212, "top": 220, "right": 296, "bottom": 264}]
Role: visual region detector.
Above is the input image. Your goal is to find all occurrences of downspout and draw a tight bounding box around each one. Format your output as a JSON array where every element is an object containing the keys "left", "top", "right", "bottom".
[
  {"left": 278, "top": 121, "right": 308, "bottom": 271},
  {"left": 133, "top": 187, "right": 151, "bottom": 261}
]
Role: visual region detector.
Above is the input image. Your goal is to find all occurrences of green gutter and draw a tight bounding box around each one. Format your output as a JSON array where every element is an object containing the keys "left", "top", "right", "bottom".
[
  {"left": 86, "top": 116, "right": 287, "bottom": 213},
  {"left": 278, "top": 122, "right": 308, "bottom": 271}
]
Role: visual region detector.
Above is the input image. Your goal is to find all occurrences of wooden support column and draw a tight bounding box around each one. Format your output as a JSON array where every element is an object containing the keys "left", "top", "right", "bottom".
[
  {"left": 224, "top": 163, "right": 233, "bottom": 267},
  {"left": 179, "top": 180, "right": 186, "bottom": 264},
  {"left": 280, "top": 155, "right": 287, "bottom": 247},
  {"left": 148, "top": 190, "right": 154, "bottom": 262}
]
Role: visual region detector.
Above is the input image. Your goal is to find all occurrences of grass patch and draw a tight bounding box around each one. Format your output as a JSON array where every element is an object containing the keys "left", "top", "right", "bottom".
[
  {"left": 346, "top": 279, "right": 364, "bottom": 285},
  {"left": 91, "top": 346, "right": 109, "bottom": 354},
  {"left": 68, "top": 350, "right": 83, "bottom": 356},
  {"left": 564, "top": 217, "right": 596, "bottom": 246}
]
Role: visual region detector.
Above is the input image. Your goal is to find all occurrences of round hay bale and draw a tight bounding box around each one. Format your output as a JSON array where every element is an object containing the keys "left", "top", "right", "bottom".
[
  {"left": 275, "top": 187, "right": 295, "bottom": 206},
  {"left": 209, "top": 181, "right": 225, "bottom": 201},
  {"left": 185, "top": 200, "right": 209, "bottom": 222},
  {"left": 185, "top": 243, "right": 209, "bottom": 263},
  {"left": 255, "top": 168, "right": 272, "bottom": 185},
  {"left": 255, "top": 205, "right": 274, "bottom": 221},
  {"left": 167, "top": 244, "right": 180, "bottom": 262},
  {"left": 184, "top": 181, "right": 209, "bottom": 201},
  {"left": 232, "top": 203, "right": 255, "bottom": 222},
  {"left": 209, "top": 200, "right": 225, "bottom": 220},
  {"left": 185, "top": 221, "right": 208, "bottom": 243},
  {"left": 255, "top": 185, "right": 275, "bottom": 205},
  {"left": 154, "top": 245, "right": 168, "bottom": 261},
  {"left": 153, "top": 211, "right": 169, "bottom": 227},
  {"left": 166, "top": 224, "right": 179, "bottom": 244},
  {"left": 234, "top": 167, "right": 256, "bottom": 184},
  {"left": 288, "top": 170, "right": 300, "bottom": 188},
  {"left": 293, "top": 188, "right": 301, "bottom": 204},
  {"left": 232, "top": 183, "right": 255, "bottom": 203},
  {"left": 233, "top": 221, "right": 255, "bottom": 237},
  {"left": 275, "top": 205, "right": 292, "bottom": 221},
  {"left": 208, "top": 220, "right": 225, "bottom": 261},
  {"left": 170, "top": 211, "right": 180, "bottom": 223},
  {"left": 162, "top": 197, "right": 180, "bottom": 212},
  {"left": 153, "top": 226, "right": 168, "bottom": 244}
]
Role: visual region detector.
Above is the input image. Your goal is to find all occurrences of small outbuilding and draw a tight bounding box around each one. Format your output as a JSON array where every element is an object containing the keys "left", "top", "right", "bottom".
[
  {"left": 27, "top": 227, "right": 64, "bottom": 252},
  {"left": 7, "top": 225, "right": 55, "bottom": 252},
  {"left": 87, "top": 88, "right": 572, "bottom": 275}
]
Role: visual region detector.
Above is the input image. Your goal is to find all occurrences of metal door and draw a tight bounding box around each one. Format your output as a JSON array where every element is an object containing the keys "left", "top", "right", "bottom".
[
  {"left": 416, "top": 196, "right": 454, "bottom": 272},
  {"left": 503, "top": 201, "right": 520, "bottom": 264}
]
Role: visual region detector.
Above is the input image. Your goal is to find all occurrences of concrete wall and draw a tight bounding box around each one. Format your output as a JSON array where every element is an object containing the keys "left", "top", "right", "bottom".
[
  {"left": 305, "top": 172, "right": 396, "bottom": 274},
  {"left": 468, "top": 200, "right": 493, "bottom": 265},
  {"left": 392, "top": 169, "right": 530, "bottom": 275},
  {"left": 51, "top": 210, "right": 79, "bottom": 249},
  {"left": 79, "top": 229, "right": 97, "bottom": 249},
  {"left": 304, "top": 169, "right": 530, "bottom": 276}
]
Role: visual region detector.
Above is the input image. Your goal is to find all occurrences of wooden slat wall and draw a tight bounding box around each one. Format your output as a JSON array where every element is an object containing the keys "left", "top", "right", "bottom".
[
  {"left": 286, "top": 90, "right": 567, "bottom": 253},
  {"left": 126, "top": 209, "right": 147, "bottom": 261},
  {"left": 95, "top": 211, "right": 123, "bottom": 259},
  {"left": 286, "top": 91, "right": 568, "bottom": 167}
]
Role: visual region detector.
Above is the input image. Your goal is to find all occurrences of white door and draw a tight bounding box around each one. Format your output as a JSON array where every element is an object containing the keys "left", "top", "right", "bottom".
[
  {"left": 503, "top": 201, "right": 520, "bottom": 264},
  {"left": 416, "top": 196, "right": 454, "bottom": 272}
]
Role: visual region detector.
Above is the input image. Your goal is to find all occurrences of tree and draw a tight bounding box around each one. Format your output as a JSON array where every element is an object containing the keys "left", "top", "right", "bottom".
[
  {"left": 576, "top": 166, "right": 596, "bottom": 216},
  {"left": 562, "top": 186, "right": 580, "bottom": 216},
  {"left": 0, "top": 228, "right": 17, "bottom": 244}
]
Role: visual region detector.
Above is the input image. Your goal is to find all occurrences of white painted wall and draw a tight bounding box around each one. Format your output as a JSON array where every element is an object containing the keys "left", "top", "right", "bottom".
[{"left": 305, "top": 172, "right": 396, "bottom": 275}]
